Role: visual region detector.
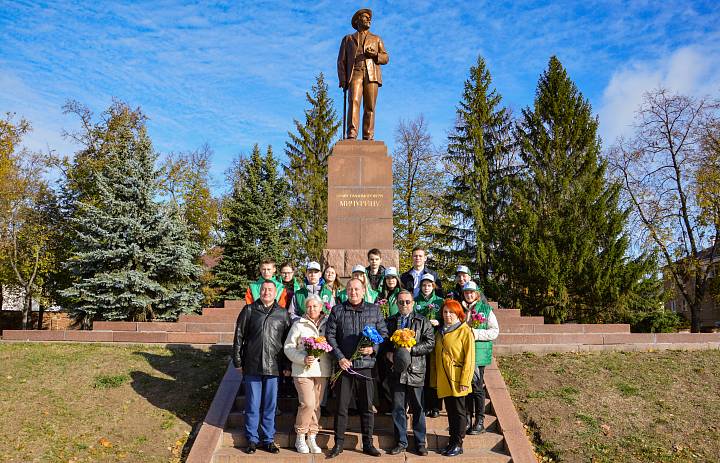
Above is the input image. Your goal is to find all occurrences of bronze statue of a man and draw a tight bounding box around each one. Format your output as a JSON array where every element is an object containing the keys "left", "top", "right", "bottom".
[{"left": 337, "top": 8, "right": 389, "bottom": 140}]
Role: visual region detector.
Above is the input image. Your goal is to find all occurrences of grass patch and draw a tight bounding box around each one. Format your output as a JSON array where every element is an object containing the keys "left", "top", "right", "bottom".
[
  {"left": 92, "top": 373, "right": 129, "bottom": 389},
  {"left": 0, "top": 342, "right": 228, "bottom": 462},
  {"left": 498, "top": 350, "right": 720, "bottom": 463}
]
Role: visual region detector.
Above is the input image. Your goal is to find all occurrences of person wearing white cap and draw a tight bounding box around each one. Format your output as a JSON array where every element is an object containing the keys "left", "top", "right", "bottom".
[
  {"left": 337, "top": 264, "right": 379, "bottom": 303},
  {"left": 400, "top": 247, "right": 443, "bottom": 299},
  {"left": 377, "top": 266, "right": 402, "bottom": 317},
  {"left": 289, "top": 262, "right": 335, "bottom": 319},
  {"left": 448, "top": 265, "right": 473, "bottom": 302},
  {"left": 414, "top": 273, "right": 444, "bottom": 323},
  {"left": 461, "top": 281, "right": 499, "bottom": 435}
]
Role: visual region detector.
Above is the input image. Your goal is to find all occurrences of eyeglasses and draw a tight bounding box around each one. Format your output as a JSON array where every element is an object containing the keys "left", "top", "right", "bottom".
[{"left": 397, "top": 300, "right": 413, "bottom": 305}]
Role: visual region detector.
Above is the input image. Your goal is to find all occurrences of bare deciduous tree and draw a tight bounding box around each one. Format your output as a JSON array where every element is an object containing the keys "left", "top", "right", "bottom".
[
  {"left": 609, "top": 88, "right": 720, "bottom": 332},
  {"left": 392, "top": 116, "right": 447, "bottom": 269}
]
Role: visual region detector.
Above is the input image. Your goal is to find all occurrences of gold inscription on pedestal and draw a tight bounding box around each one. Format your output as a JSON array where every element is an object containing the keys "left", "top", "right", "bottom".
[{"left": 337, "top": 193, "right": 384, "bottom": 207}]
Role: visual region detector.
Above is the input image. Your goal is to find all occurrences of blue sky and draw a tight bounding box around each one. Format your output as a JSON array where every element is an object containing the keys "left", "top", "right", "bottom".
[{"left": 1, "top": 0, "right": 719, "bottom": 192}]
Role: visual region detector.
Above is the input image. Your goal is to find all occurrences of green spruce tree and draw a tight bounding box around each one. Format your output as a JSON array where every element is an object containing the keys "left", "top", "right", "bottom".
[
  {"left": 213, "top": 145, "right": 290, "bottom": 298},
  {"left": 62, "top": 118, "right": 202, "bottom": 325},
  {"left": 284, "top": 73, "right": 340, "bottom": 261},
  {"left": 505, "top": 56, "right": 657, "bottom": 323},
  {"left": 432, "top": 56, "right": 514, "bottom": 296}
]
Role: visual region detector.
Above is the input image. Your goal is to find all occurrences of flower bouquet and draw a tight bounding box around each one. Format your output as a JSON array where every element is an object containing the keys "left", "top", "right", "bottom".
[
  {"left": 425, "top": 303, "right": 438, "bottom": 320},
  {"left": 390, "top": 328, "right": 416, "bottom": 374},
  {"left": 330, "top": 325, "right": 384, "bottom": 386},
  {"left": 468, "top": 310, "right": 487, "bottom": 329},
  {"left": 377, "top": 298, "right": 389, "bottom": 318},
  {"left": 301, "top": 336, "right": 333, "bottom": 370}
]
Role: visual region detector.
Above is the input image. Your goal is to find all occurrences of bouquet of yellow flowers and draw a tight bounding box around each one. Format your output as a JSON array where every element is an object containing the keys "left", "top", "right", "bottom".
[
  {"left": 390, "top": 328, "right": 417, "bottom": 348},
  {"left": 389, "top": 328, "right": 416, "bottom": 374}
]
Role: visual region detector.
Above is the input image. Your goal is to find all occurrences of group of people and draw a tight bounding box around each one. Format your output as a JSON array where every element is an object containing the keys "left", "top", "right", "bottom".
[{"left": 232, "top": 247, "right": 500, "bottom": 458}]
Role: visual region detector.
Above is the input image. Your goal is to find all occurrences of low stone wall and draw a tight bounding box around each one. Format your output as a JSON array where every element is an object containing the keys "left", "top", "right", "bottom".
[{"left": 0, "top": 311, "right": 75, "bottom": 333}]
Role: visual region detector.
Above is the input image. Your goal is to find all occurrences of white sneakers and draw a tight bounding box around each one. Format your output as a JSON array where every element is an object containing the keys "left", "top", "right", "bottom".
[
  {"left": 307, "top": 434, "right": 322, "bottom": 454},
  {"left": 295, "top": 433, "right": 310, "bottom": 454}
]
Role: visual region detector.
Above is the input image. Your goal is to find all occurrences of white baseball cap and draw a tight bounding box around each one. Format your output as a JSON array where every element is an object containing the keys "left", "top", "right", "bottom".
[
  {"left": 456, "top": 265, "right": 470, "bottom": 275},
  {"left": 307, "top": 261, "right": 321, "bottom": 271},
  {"left": 384, "top": 267, "right": 398, "bottom": 277},
  {"left": 462, "top": 281, "right": 479, "bottom": 292},
  {"left": 421, "top": 273, "right": 435, "bottom": 283},
  {"left": 351, "top": 264, "right": 366, "bottom": 274}
]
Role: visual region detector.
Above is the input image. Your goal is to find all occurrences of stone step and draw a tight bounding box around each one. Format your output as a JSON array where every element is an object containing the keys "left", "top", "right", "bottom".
[
  {"left": 212, "top": 445, "right": 511, "bottom": 462},
  {"left": 226, "top": 410, "right": 498, "bottom": 433},
  {"left": 234, "top": 397, "right": 492, "bottom": 416},
  {"left": 221, "top": 427, "right": 505, "bottom": 451},
  {"left": 92, "top": 321, "right": 237, "bottom": 333},
  {"left": 500, "top": 323, "right": 630, "bottom": 334},
  {"left": 224, "top": 300, "right": 246, "bottom": 309}
]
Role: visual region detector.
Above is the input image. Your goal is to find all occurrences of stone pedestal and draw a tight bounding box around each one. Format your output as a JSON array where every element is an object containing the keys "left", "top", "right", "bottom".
[{"left": 322, "top": 140, "right": 399, "bottom": 278}]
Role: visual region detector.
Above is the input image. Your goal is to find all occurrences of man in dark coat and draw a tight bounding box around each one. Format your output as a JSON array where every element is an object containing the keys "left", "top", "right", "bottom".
[
  {"left": 326, "top": 278, "right": 389, "bottom": 458},
  {"left": 400, "top": 247, "right": 443, "bottom": 298},
  {"left": 384, "top": 290, "right": 435, "bottom": 456},
  {"left": 233, "top": 280, "right": 292, "bottom": 455}
]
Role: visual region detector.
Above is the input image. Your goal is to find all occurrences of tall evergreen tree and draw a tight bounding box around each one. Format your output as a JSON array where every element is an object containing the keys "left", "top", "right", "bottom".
[
  {"left": 62, "top": 116, "right": 202, "bottom": 325},
  {"left": 284, "top": 73, "right": 340, "bottom": 261},
  {"left": 432, "top": 56, "right": 514, "bottom": 295},
  {"left": 213, "top": 145, "right": 290, "bottom": 298},
  {"left": 505, "top": 56, "right": 656, "bottom": 323}
]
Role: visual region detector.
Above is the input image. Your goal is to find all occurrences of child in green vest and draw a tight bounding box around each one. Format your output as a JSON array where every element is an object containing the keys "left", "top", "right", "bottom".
[
  {"left": 244, "top": 259, "right": 286, "bottom": 306},
  {"left": 461, "top": 281, "right": 499, "bottom": 435},
  {"left": 414, "top": 273, "right": 444, "bottom": 326},
  {"left": 290, "top": 261, "right": 336, "bottom": 318},
  {"left": 377, "top": 266, "right": 401, "bottom": 318}
]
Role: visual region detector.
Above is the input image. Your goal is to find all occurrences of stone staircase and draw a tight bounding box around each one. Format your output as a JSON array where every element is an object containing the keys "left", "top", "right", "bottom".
[{"left": 210, "top": 391, "right": 510, "bottom": 462}]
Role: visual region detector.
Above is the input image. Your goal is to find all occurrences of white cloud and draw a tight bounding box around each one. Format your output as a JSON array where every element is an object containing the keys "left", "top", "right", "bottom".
[{"left": 598, "top": 45, "right": 720, "bottom": 145}]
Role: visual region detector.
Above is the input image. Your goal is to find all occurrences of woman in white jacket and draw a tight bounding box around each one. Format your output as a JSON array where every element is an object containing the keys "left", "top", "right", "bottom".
[{"left": 283, "top": 294, "right": 332, "bottom": 454}]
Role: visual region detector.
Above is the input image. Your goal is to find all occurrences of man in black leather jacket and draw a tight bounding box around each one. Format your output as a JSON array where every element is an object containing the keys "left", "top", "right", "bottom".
[
  {"left": 233, "top": 280, "right": 292, "bottom": 455},
  {"left": 383, "top": 290, "right": 435, "bottom": 456},
  {"left": 325, "top": 278, "right": 388, "bottom": 458}
]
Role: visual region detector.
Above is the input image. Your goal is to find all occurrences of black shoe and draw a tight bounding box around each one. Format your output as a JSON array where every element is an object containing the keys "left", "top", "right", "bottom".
[
  {"left": 363, "top": 445, "right": 382, "bottom": 457},
  {"left": 388, "top": 445, "right": 406, "bottom": 455},
  {"left": 467, "top": 416, "right": 485, "bottom": 435},
  {"left": 426, "top": 409, "right": 440, "bottom": 418},
  {"left": 261, "top": 442, "right": 280, "bottom": 454},
  {"left": 440, "top": 444, "right": 453, "bottom": 456},
  {"left": 243, "top": 442, "right": 256, "bottom": 454},
  {"left": 416, "top": 445, "right": 428, "bottom": 456},
  {"left": 444, "top": 445, "right": 463, "bottom": 457},
  {"left": 327, "top": 444, "right": 343, "bottom": 459}
]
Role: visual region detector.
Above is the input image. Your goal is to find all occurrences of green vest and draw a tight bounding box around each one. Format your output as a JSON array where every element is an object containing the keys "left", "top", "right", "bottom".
[
  {"left": 414, "top": 292, "right": 444, "bottom": 319},
  {"left": 294, "top": 284, "right": 335, "bottom": 316},
  {"left": 471, "top": 301, "right": 494, "bottom": 366},
  {"left": 249, "top": 276, "right": 284, "bottom": 302},
  {"left": 379, "top": 288, "right": 400, "bottom": 318}
]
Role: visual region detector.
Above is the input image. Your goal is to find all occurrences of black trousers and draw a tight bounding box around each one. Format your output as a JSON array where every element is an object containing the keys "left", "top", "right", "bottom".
[
  {"left": 423, "top": 360, "right": 443, "bottom": 411},
  {"left": 444, "top": 396, "right": 467, "bottom": 447},
  {"left": 334, "top": 368, "right": 374, "bottom": 446},
  {"left": 467, "top": 366, "right": 485, "bottom": 423}
]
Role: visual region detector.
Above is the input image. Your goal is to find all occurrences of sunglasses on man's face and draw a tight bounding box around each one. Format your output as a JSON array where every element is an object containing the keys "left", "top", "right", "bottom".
[{"left": 397, "top": 300, "right": 413, "bottom": 305}]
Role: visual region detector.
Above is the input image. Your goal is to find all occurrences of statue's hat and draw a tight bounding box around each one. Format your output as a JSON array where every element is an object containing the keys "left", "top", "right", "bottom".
[{"left": 351, "top": 8, "right": 372, "bottom": 30}]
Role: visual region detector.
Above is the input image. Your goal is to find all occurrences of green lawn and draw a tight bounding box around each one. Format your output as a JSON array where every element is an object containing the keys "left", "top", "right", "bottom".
[
  {"left": 498, "top": 350, "right": 720, "bottom": 463},
  {"left": 0, "top": 342, "right": 228, "bottom": 463}
]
